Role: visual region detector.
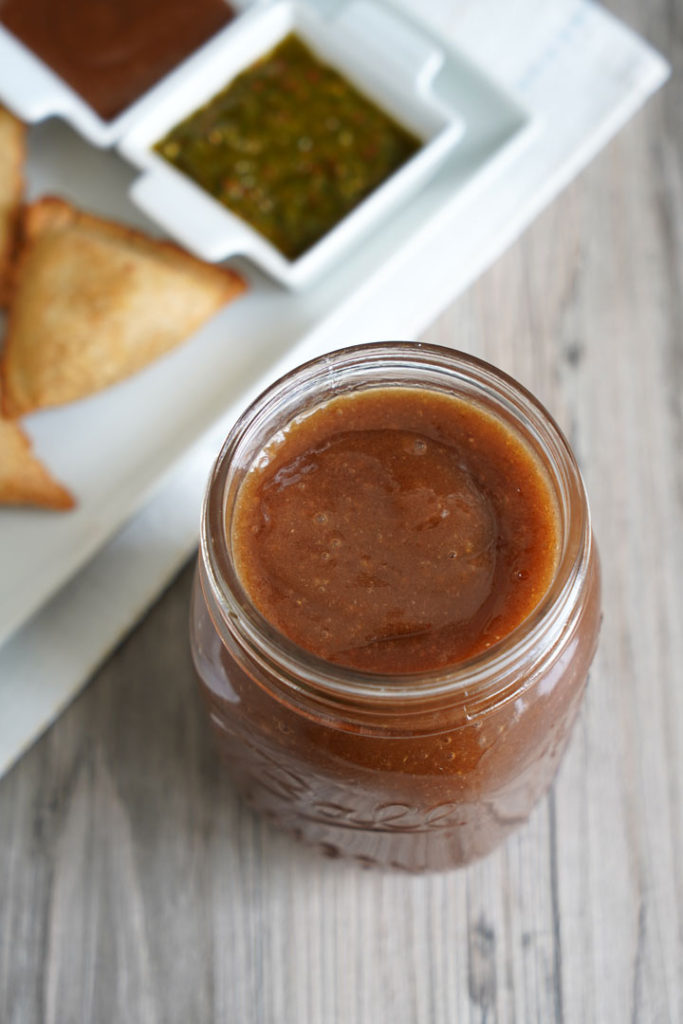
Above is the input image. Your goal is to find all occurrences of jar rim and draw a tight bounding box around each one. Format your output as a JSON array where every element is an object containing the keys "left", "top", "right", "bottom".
[{"left": 200, "top": 342, "right": 592, "bottom": 711}]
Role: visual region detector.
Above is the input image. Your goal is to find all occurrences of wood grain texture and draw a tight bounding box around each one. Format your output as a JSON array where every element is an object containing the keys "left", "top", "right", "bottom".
[{"left": 1, "top": 2, "right": 682, "bottom": 1021}]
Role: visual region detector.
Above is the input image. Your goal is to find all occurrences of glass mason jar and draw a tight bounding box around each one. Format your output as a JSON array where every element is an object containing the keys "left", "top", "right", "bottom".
[{"left": 190, "top": 343, "right": 601, "bottom": 871}]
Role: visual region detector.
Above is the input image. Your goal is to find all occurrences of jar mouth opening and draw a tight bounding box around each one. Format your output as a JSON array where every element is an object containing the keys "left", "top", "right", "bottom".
[{"left": 201, "top": 342, "right": 592, "bottom": 707}]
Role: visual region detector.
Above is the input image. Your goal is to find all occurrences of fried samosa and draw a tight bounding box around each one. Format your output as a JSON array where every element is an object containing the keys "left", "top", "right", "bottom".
[
  {"left": 1, "top": 197, "right": 246, "bottom": 416},
  {"left": 0, "top": 413, "right": 74, "bottom": 509},
  {"left": 0, "top": 107, "right": 25, "bottom": 306}
]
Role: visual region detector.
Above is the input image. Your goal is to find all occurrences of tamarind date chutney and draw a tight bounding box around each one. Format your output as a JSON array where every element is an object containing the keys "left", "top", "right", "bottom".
[
  {"left": 232, "top": 386, "right": 560, "bottom": 674},
  {"left": 0, "top": 0, "right": 235, "bottom": 120},
  {"left": 195, "top": 345, "right": 601, "bottom": 869}
]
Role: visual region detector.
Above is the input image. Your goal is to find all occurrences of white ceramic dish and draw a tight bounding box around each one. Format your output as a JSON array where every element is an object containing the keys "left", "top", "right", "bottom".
[
  {"left": 0, "top": 0, "right": 255, "bottom": 148},
  {"left": 119, "top": 0, "right": 464, "bottom": 288},
  {"left": 0, "top": 4, "right": 532, "bottom": 650}
]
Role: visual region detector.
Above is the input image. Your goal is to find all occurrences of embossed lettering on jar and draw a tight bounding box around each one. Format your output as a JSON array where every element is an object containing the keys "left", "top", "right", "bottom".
[{"left": 191, "top": 343, "right": 601, "bottom": 870}]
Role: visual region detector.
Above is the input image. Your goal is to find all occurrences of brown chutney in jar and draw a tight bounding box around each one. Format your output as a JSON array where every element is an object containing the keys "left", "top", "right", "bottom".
[
  {"left": 191, "top": 343, "right": 601, "bottom": 870},
  {"left": 232, "top": 388, "right": 559, "bottom": 672}
]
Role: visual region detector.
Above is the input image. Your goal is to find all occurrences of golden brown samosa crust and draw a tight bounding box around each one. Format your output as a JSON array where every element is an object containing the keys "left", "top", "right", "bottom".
[
  {"left": 0, "top": 107, "right": 26, "bottom": 307},
  {"left": 1, "top": 197, "right": 246, "bottom": 417}
]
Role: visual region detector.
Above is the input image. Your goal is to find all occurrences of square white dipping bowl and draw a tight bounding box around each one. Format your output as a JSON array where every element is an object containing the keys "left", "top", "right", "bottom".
[{"left": 119, "top": 0, "right": 465, "bottom": 289}]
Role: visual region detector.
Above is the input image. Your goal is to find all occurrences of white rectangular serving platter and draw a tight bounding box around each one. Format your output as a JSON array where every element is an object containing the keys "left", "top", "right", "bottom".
[{"left": 0, "top": 0, "right": 532, "bottom": 650}]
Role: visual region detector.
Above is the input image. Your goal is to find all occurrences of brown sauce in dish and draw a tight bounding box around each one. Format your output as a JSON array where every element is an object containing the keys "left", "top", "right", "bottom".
[
  {"left": 0, "top": 0, "right": 235, "bottom": 120},
  {"left": 232, "top": 387, "right": 560, "bottom": 675}
]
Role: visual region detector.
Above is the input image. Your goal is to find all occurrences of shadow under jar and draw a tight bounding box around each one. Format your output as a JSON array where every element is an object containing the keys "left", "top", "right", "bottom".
[{"left": 191, "top": 343, "right": 601, "bottom": 871}]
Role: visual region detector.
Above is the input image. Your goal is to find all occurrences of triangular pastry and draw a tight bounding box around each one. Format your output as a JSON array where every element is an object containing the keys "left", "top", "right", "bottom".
[
  {"left": 1, "top": 197, "right": 246, "bottom": 416},
  {"left": 0, "top": 106, "right": 25, "bottom": 306},
  {"left": 0, "top": 413, "right": 74, "bottom": 509}
]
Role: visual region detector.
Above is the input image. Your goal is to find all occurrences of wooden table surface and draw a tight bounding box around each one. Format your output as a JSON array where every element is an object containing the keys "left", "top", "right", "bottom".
[{"left": 1, "top": 3, "right": 682, "bottom": 1022}]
